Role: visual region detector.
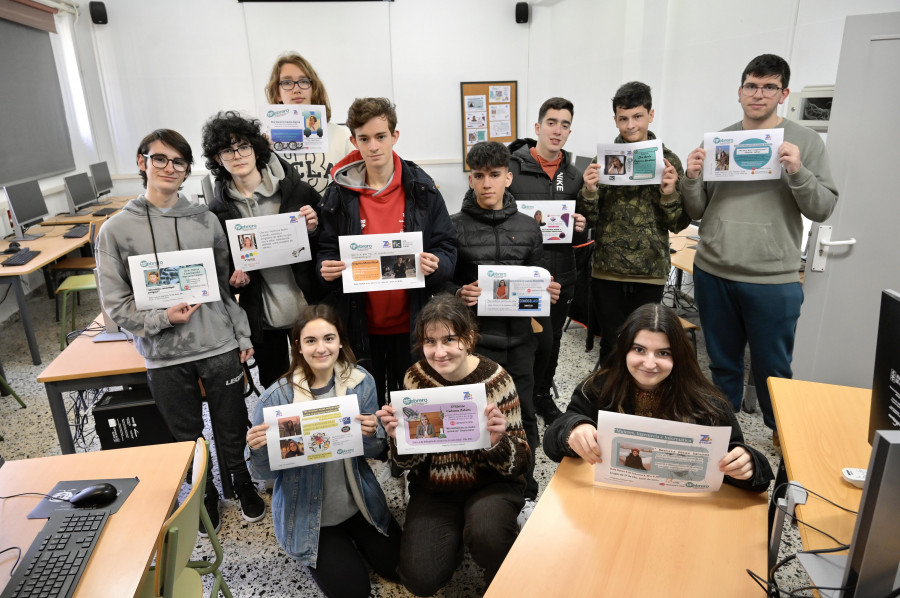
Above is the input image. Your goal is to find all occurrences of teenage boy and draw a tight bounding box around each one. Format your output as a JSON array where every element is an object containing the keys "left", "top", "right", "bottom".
[
  {"left": 580, "top": 82, "right": 690, "bottom": 366},
  {"left": 508, "top": 97, "right": 587, "bottom": 425},
  {"left": 96, "top": 129, "right": 265, "bottom": 534},
  {"left": 450, "top": 141, "right": 561, "bottom": 514},
  {"left": 317, "top": 97, "right": 457, "bottom": 406},
  {"left": 682, "top": 54, "right": 838, "bottom": 443}
]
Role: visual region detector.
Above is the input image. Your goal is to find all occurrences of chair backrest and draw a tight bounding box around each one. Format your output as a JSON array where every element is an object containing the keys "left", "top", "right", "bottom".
[{"left": 148, "top": 438, "right": 207, "bottom": 597}]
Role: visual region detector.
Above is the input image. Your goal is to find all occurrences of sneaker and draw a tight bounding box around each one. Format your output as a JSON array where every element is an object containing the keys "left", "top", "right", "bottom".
[
  {"left": 199, "top": 488, "right": 221, "bottom": 537},
  {"left": 236, "top": 481, "right": 266, "bottom": 522},
  {"left": 517, "top": 499, "right": 536, "bottom": 531},
  {"left": 534, "top": 394, "right": 563, "bottom": 425}
]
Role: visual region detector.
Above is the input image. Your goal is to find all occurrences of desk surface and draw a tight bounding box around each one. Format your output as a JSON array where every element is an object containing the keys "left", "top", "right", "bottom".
[
  {"left": 669, "top": 230, "right": 697, "bottom": 275},
  {"left": 40, "top": 196, "right": 133, "bottom": 226},
  {"left": 769, "top": 377, "right": 871, "bottom": 551},
  {"left": 0, "top": 228, "right": 90, "bottom": 276},
  {"left": 485, "top": 458, "right": 767, "bottom": 597},
  {"left": 38, "top": 316, "right": 145, "bottom": 383},
  {"left": 0, "top": 442, "right": 194, "bottom": 598}
]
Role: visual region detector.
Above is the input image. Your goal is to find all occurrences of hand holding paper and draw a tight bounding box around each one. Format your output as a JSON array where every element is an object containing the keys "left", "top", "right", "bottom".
[
  {"left": 661, "top": 159, "right": 678, "bottom": 195},
  {"left": 685, "top": 147, "right": 705, "bottom": 179},
  {"left": 376, "top": 404, "right": 399, "bottom": 439},
  {"left": 485, "top": 403, "right": 506, "bottom": 447},
  {"left": 719, "top": 445, "right": 754, "bottom": 480},
  {"left": 568, "top": 423, "right": 603, "bottom": 464},
  {"left": 778, "top": 141, "right": 802, "bottom": 175},
  {"left": 167, "top": 302, "right": 200, "bottom": 325}
]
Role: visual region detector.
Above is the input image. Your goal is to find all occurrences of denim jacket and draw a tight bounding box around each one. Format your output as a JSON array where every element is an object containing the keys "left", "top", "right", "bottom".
[{"left": 247, "top": 363, "right": 392, "bottom": 566}]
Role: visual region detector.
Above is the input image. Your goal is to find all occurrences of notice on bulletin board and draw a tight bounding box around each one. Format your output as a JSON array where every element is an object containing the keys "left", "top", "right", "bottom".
[{"left": 461, "top": 81, "right": 518, "bottom": 171}]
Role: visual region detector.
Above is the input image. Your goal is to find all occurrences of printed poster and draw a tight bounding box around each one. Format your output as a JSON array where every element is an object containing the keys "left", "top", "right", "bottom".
[
  {"left": 263, "top": 395, "right": 363, "bottom": 470},
  {"left": 338, "top": 232, "right": 425, "bottom": 293},
  {"left": 128, "top": 248, "right": 221, "bottom": 310},
  {"left": 516, "top": 200, "right": 574, "bottom": 244},
  {"left": 225, "top": 213, "right": 311, "bottom": 272},
  {"left": 489, "top": 86, "right": 511, "bottom": 103},
  {"left": 594, "top": 411, "right": 731, "bottom": 493},
  {"left": 702, "top": 128, "right": 784, "bottom": 181},
  {"left": 261, "top": 104, "right": 330, "bottom": 154},
  {"left": 596, "top": 139, "right": 664, "bottom": 186},
  {"left": 390, "top": 384, "right": 490, "bottom": 455},
  {"left": 464, "top": 95, "right": 486, "bottom": 112},
  {"left": 476, "top": 265, "right": 551, "bottom": 317}
]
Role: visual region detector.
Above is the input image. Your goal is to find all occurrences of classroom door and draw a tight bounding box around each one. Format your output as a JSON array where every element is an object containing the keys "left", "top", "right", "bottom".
[{"left": 792, "top": 12, "right": 900, "bottom": 388}]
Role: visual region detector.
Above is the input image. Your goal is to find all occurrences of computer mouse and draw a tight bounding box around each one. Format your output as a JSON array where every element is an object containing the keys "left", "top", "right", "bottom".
[
  {"left": 3, "top": 241, "right": 21, "bottom": 254},
  {"left": 69, "top": 483, "right": 118, "bottom": 508}
]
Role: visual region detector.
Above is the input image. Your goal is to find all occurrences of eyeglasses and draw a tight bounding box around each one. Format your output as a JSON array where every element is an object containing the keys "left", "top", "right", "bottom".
[
  {"left": 218, "top": 144, "right": 253, "bottom": 161},
  {"left": 740, "top": 84, "right": 783, "bottom": 98},
  {"left": 143, "top": 154, "right": 189, "bottom": 172},
  {"left": 279, "top": 78, "right": 312, "bottom": 91}
]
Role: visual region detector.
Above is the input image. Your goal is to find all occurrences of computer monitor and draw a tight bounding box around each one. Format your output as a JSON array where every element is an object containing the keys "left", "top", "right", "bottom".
[
  {"left": 64, "top": 173, "right": 98, "bottom": 216},
  {"left": 870, "top": 289, "right": 900, "bottom": 443},
  {"left": 4, "top": 180, "right": 48, "bottom": 241},
  {"left": 88, "top": 161, "right": 113, "bottom": 204}
]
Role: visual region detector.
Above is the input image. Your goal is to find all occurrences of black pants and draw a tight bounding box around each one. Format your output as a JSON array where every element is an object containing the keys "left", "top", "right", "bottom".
[
  {"left": 368, "top": 333, "right": 413, "bottom": 408},
  {"left": 147, "top": 349, "right": 252, "bottom": 491},
  {"left": 534, "top": 281, "right": 575, "bottom": 398},
  {"left": 592, "top": 278, "right": 664, "bottom": 366},
  {"left": 255, "top": 327, "right": 291, "bottom": 390},
  {"left": 308, "top": 511, "right": 402, "bottom": 598},
  {"left": 478, "top": 336, "right": 539, "bottom": 500}
]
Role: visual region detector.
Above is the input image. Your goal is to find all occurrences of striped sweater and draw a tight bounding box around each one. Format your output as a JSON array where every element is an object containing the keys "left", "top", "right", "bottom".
[{"left": 389, "top": 356, "right": 531, "bottom": 493}]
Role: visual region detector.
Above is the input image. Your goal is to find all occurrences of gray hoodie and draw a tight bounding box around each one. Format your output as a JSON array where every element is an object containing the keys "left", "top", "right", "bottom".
[{"left": 96, "top": 194, "right": 252, "bottom": 368}]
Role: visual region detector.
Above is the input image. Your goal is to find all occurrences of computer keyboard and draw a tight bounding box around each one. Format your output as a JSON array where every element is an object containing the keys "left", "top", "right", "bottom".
[
  {"left": 1, "top": 510, "right": 109, "bottom": 598},
  {"left": 91, "top": 208, "right": 117, "bottom": 217},
  {"left": 62, "top": 225, "right": 89, "bottom": 239},
  {"left": 1, "top": 249, "right": 41, "bottom": 267}
]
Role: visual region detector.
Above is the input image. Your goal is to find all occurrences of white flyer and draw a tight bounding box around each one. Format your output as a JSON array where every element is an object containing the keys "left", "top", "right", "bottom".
[
  {"left": 702, "top": 128, "right": 783, "bottom": 181},
  {"left": 263, "top": 395, "right": 363, "bottom": 470},
  {"left": 515, "top": 200, "right": 575, "bottom": 244},
  {"left": 127, "top": 248, "right": 221, "bottom": 310},
  {"left": 390, "top": 384, "right": 490, "bottom": 455},
  {"left": 596, "top": 139, "right": 664, "bottom": 186},
  {"left": 225, "top": 213, "right": 311, "bottom": 272},
  {"left": 261, "top": 104, "right": 329, "bottom": 154},
  {"left": 338, "top": 232, "right": 425, "bottom": 294},
  {"left": 593, "top": 411, "right": 731, "bottom": 493},
  {"left": 476, "top": 265, "right": 551, "bottom": 317},
  {"left": 464, "top": 95, "right": 486, "bottom": 112}
]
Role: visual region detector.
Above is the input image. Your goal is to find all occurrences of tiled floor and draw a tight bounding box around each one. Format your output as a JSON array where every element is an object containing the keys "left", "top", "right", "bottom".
[{"left": 0, "top": 289, "right": 809, "bottom": 597}]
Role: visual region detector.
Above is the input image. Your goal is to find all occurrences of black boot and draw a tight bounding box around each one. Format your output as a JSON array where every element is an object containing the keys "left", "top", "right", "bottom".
[{"left": 534, "top": 393, "right": 563, "bottom": 425}]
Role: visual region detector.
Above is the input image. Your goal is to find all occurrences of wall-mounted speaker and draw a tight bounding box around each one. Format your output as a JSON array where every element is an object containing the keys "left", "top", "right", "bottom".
[
  {"left": 515, "top": 2, "right": 529, "bottom": 24},
  {"left": 89, "top": 1, "right": 108, "bottom": 25}
]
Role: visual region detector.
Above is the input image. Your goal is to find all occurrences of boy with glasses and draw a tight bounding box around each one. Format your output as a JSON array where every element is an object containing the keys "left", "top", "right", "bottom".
[
  {"left": 681, "top": 54, "right": 839, "bottom": 444},
  {"left": 96, "top": 128, "right": 265, "bottom": 534}
]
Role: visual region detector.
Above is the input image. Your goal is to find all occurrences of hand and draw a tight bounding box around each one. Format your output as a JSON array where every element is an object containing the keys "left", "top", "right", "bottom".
[
  {"left": 778, "top": 141, "right": 802, "bottom": 175},
  {"left": 376, "top": 405, "right": 399, "bottom": 440},
  {"left": 484, "top": 403, "right": 507, "bottom": 447},
  {"left": 458, "top": 281, "right": 481, "bottom": 307},
  {"left": 572, "top": 212, "right": 586, "bottom": 233},
  {"left": 420, "top": 251, "right": 439, "bottom": 276},
  {"left": 357, "top": 413, "right": 378, "bottom": 437},
  {"left": 320, "top": 259, "right": 346, "bottom": 281},
  {"left": 567, "top": 423, "right": 603, "bottom": 464},
  {"left": 239, "top": 348, "right": 254, "bottom": 363},
  {"left": 582, "top": 163, "right": 601, "bottom": 192},
  {"left": 167, "top": 303, "right": 200, "bottom": 325},
  {"left": 685, "top": 147, "right": 705, "bottom": 180},
  {"left": 230, "top": 269, "right": 250, "bottom": 289},
  {"left": 719, "top": 446, "right": 754, "bottom": 480},
  {"left": 660, "top": 159, "right": 678, "bottom": 195},
  {"left": 246, "top": 423, "right": 270, "bottom": 450},
  {"left": 299, "top": 205, "right": 318, "bottom": 231},
  {"left": 548, "top": 278, "right": 561, "bottom": 304}
]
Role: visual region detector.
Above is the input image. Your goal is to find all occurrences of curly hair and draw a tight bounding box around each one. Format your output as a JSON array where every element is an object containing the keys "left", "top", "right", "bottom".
[
  {"left": 135, "top": 129, "right": 193, "bottom": 188},
  {"left": 346, "top": 97, "right": 397, "bottom": 136},
  {"left": 264, "top": 53, "right": 333, "bottom": 122},
  {"left": 466, "top": 141, "right": 510, "bottom": 171},
  {"left": 200, "top": 111, "right": 271, "bottom": 182}
]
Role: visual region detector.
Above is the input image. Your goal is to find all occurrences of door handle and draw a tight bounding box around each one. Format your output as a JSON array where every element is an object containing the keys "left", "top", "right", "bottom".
[{"left": 811, "top": 225, "right": 855, "bottom": 272}]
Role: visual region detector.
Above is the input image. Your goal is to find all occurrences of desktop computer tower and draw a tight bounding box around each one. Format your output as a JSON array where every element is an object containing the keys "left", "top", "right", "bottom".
[{"left": 92, "top": 385, "right": 174, "bottom": 450}]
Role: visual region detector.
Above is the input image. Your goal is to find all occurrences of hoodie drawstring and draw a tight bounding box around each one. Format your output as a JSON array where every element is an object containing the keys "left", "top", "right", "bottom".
[{"left": 145, "top": 204, "right": 182, "bottom": 268}]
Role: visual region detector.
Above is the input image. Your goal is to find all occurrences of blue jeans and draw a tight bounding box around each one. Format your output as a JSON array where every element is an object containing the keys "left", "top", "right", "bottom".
[{"left": 694, "top": 266, "right": 803, "bottom": 429}]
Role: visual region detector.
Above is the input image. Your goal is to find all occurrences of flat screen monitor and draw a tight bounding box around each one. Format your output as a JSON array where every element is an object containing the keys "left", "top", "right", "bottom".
[
  {"left": 88, "top": 161, "right": 113, "bottom": 203},
  {"left": 870, "top": 289, "right": 900, "bottom": 443},
  {"left": 4, "top": 180, "right": 48, "bottom": 241},
  {"left": 64, "top": 172, "right": 97, "bottom": 215}
]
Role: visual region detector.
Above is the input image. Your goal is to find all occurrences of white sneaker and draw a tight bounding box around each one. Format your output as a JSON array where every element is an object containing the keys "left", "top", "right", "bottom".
[{"left": 517, "top": 499, "right": 536, "bottom": 531}]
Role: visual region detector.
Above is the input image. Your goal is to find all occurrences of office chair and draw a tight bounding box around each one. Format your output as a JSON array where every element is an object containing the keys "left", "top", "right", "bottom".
[
  {"left": 0, "top": 372, "right": 26, "bottom": 409},
  {"left": 138, "top": 438, "right": 232, "bottom": 598},
  {"left": 53, "top": 222, "right": 100, "bottom": 342}
]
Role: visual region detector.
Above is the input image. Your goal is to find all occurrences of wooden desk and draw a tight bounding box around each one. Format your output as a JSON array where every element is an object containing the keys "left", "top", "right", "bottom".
[
  {"left": 485, "top": 458, "right": 767, "bottom": 597},
  {"left": 669, "top": 229, "right": 697, "bottom": 275},
  {"left": 0, "top": 228, "right": 92, "bottom": 364},
  {"left": 37, "top": 316, "right": 146, "bottom": 454},
  {"left": 0, "top": 442, "right": 193, "bottom": 598},
  {"left": 40, "top": 196, "right": 133, "bottom": 226},
  {"left": 769, "top": 378, "right": 871, "bottom": 551}
]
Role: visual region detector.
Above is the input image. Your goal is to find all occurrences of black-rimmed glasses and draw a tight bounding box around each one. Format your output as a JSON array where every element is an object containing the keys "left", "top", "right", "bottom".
[
  {"left": 218, "top": 144, "right": 253, "bottom": 161},
  {"left": 279, "top": 78, "right": 312, "bottom": 91},
  {"left": 143, "top": 154, "right": 189, "bottom": 171},
  {"left": 740, "top": 84, "right": 783, "bottom": 98}
]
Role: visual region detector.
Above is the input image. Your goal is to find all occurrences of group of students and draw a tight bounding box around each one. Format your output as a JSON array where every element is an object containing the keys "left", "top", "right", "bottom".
[{"left": 93, "top": 49, "right": 839, "bottom": 596}]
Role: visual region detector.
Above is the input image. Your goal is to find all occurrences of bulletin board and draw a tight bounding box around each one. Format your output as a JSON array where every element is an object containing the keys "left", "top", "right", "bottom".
[{"left": 460, "top": 81, "right": 518, "bottom": 171}]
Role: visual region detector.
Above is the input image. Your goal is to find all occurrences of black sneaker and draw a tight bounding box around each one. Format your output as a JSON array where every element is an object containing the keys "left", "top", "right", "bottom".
[
  {"left": 236, "top": 481, "right": 266, "bottom": 522},
  {"left": 199, "top": 487, "right": 221, "bottom": 537},
  {"left": 535, "top": 394, "right": 563, "bottom": 425}
]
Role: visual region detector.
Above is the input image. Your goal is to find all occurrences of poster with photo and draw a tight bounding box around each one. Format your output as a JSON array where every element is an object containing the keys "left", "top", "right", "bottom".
[
  {"left": 516, "top": 200, "right": 575, "bottom": 244},
  {"left": 390, "top": 384, "right": 490, "bottom": 455},
  {"left": 476, "top": 265, "right": 551, "bottom": 317},
  {"left": 702, "top": 128, "right": 784, "bottom": 181},
  {"left": 489, "top": 104, "right": 510, "bottom": 121},
  {"left": 596, "top": 139, "right": 665, "bottom": 186},
  {"left": 225, "top": 213, "right": 311, "bottom": 271},
  {"left": 128, "top": 248, "right": 221, "bottom": 310},
  {"left": 338, "top": 232, "right": 425, "bottom": 293},
  {"left": 261, "top": 104, "right": 330, "bottom": 154},
  {"left": 489, "top": 85, "right": 511, "bottom": 103},
  {"left": 464, "top": 95, "right": 486, "bottom": 111}
]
